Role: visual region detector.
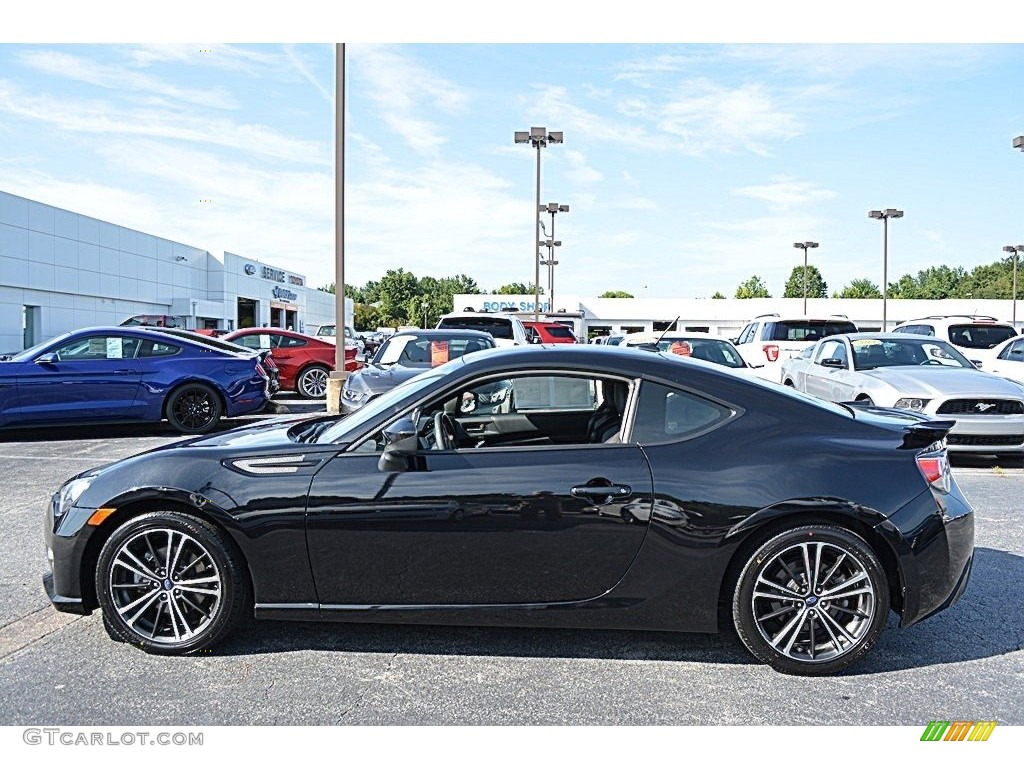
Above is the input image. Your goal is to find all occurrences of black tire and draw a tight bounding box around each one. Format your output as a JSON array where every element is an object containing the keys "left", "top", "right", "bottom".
[
  {"left": 783, "top": 380, "right": 795, "bottom": 388},
  {"left": 296, "top": 365, "right": 330, "bottom": 399},
  {"left": 856, "top": 395, "right": 874, "bottom": 406},
  {"left": 732, "top": 524, "right": 889, "bottom": 676},
  {"left": 165, "top": 383, "right": 223, "bottom": 434},
  {"left": 95, "top": 511, "right": 250, "bottom": 655}
]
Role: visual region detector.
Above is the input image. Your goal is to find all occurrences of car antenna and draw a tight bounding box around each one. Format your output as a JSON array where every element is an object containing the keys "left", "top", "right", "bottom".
[{"left": 655, "top": 316, "right": 681, "bottom": 347}]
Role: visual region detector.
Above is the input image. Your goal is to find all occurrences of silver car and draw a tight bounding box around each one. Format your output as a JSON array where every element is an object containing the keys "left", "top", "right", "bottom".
[{"left": 781, "top": 333, "right": 1024, "bottom": 454}]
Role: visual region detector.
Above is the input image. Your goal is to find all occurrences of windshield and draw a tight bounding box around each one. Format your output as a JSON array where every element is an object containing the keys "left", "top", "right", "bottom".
[
  {"left": 317, "top": 370, "right": 448, "bottom": 443},
  {"left": 948, "top": 324, "right": 1017, "bottom": 349},
  {"left": 8, "top": 332, "right": 71, "bottom": 362},
  {"left": 374, "top": 334, "right": 494, "bottom": 367},
  {"left": 851, "top": 338, "right": 973, "bottom": 370},
  {"left": 437, "top": 317, "right": 513, "bottom": 340},
  {"left": 768, "top": 320, "right": 858, "bottom": 342},
  {"left": 541, "top": 324, "right": 575, "bottom": 339}
]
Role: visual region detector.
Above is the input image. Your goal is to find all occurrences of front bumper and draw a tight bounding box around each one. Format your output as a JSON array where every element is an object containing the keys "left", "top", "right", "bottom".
[
  {"left": 42, "top": 493, "right": 96, "bottom": 615},
  {"left": 940, "top": 414, "right": 1024, "bottom": 452},
  {"left": 877, "top": 485, "right": 975, "bottom": 627}
]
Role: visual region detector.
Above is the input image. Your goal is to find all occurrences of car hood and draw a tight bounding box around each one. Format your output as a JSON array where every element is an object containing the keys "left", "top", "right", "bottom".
[
  {"left": 346, "top": 364, "right": 426, "bottom": 395},
  {"left": 862, "top": 367, "right": 1024, "bottom": 397}
]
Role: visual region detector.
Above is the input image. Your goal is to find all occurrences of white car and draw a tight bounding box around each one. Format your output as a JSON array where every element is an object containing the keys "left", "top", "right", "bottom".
[
  {"left": 620, "top": 331, "right": 752, "bottom": 373},
  {"left": 312, "top": 323, "right": 363, "bottom": 355},
  {"left": 733, "top": 314, "right": 859, "bottom": 382},
  {"left": 892, "top": 315, "right": 1019, "bottom": 369},
  {"left": 435, "top": 312, "right": 530, "bottom": 347},
  {"left": 781, "top": 332, "right": 1024, "bottom": 455},
  {"left": 986, "top": 334, "right": 1024, "bottom": 385}
]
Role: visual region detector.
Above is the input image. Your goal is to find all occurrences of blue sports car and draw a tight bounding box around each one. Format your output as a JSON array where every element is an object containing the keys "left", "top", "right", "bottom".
[{"left": 0, "top": 327, "right": 269, "bottom": 434}]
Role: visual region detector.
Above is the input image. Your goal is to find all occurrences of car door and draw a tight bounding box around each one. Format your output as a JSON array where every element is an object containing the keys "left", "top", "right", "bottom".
[
  {"left": 804, "top": 339, "right": 855, "bottom": 401},
  {"left": 990, "top": 338, "right": 1024, "bottom": 380},
  {"left": 17, "top": 334, "right": 144, "bottom": 423},
  {"left": 305, "top": 371, "right": 654, "bottom": 607}
]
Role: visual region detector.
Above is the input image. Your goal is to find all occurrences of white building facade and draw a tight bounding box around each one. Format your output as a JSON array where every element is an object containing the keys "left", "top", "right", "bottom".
[
  {"left": 0, "top": 190, "right": 344, "bottom": 352},
  {"left": 456, "top": 294, "right": 1023, "bottom": 340}
]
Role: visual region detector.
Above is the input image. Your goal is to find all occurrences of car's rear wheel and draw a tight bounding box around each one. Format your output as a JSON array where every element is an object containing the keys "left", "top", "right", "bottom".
[
  {"left": 856, "top": 395, "right": 874, "bottom": 406},
  {"left": 165, "top": 383, "right": 223, "bottom": 434},
  {"left": 297, "top": 365, "right": 330, "bottom": 399},
  {"left": 95, "top": 511, "right": 249, "bottom": 654},
  {"left": 732, "top": 525, "right": 888, "bottom": 676}
]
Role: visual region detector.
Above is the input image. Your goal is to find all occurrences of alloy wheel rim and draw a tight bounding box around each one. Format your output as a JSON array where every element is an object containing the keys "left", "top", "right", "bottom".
[
  {"left": 302, "top": 369, "right": 328, "bottom": 397},
  {"left": 750, "top": 541, "right": 875, "bottom": 663},
  {"left": 108, "top": 528, "right": 222, "bottom": 645},
  {"left": 173, "top": 390, "right": 215, "bottom": 429}
]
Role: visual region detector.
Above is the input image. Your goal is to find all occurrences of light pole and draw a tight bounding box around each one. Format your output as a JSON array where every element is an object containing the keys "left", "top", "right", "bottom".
[
  {"left": 868, "top": 209, "right": 903, "bottom": 331},
  {"left": 540, "top": 202, "right": 568, "bottom": 310},
  {"left": 539, "top": 236, "right": 561, "bottom": 312},
  {"left": 792, "top": 241, "right": 819, "bottom": 314},
  {"left": 515, "top": 127, "right": 563, "bottom": 320},
  {"left": 1002, "top": 245, "right": 1023, "bottom": 326}
]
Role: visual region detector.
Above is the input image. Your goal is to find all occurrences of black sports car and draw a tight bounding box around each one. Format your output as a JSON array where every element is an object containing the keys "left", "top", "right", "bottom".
[{"left": 43, "top": 346, "right": 974, "bottom": 675}]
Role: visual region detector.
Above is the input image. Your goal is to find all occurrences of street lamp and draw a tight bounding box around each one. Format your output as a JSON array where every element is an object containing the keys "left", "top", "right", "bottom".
[
  {"left": 868, "top": 208, "right": 904, "bottom": 330},
  {"left": 539, "top": 202, "right": 569, "bottom": 310},
  {"left": 1002, "top": 245, "right": 1023, "bottom": 325},
  {"left": 515, "top": 127, "right": 563, "bottom": 320},
  {"left": 792, "top": 241, "right": 819, "bottom": 314}
]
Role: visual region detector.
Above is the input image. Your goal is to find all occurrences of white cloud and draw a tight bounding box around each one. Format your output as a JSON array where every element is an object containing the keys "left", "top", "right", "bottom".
[
  {"left": 563, "top": 149, "right": 603, "bottom": 186},
  {"left": 0, "top": 80, "right": 327, "bottom": 164},
  {"left": 733, "top": 177, "right": 837, "bottom": 210},
  {"left": 16, "top": 50, "right": 238, "bottom": 109},
  {"left": 349, "top": 45, "right": 470, "bottom": 156}
]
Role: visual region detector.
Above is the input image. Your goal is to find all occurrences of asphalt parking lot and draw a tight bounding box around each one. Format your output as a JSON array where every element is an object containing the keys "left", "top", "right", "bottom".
[{"left": 1, "top": 401, "right": 1022, "bottom": 726}]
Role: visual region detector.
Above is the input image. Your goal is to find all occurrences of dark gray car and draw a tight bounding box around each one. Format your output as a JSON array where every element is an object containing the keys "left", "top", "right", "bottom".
[{"left": 341, "top": 329, "right": 496, "bottom": 414}]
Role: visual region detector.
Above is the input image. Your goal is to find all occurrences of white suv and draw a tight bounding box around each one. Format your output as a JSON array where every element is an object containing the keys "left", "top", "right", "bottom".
[
  {"left": 733, "top": 314, "right": 859, "bottom": 382},
  {"left": 436, "top": 312, "right": 530, "bottom": 347},
  {"left": 892, "top": 315, "right": 1019, "bottom": 368}
]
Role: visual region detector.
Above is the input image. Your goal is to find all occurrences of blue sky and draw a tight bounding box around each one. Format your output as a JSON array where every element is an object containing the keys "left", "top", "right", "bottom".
[{"left": 2, "top": 37, "right": 1023, "bottom": 299}]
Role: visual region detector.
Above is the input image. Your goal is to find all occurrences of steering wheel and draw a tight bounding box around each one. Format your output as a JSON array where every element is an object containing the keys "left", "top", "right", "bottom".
[
  {"left": 919, "top": 358, "right": 944, "bottom": 366},
  {"left": 433, "top": 411, "right": 457, "bottom": 450}
]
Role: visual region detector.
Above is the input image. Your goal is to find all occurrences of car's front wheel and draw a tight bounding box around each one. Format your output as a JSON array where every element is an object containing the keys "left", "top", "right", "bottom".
[
  {"left": 732, "top": 525, "right": 889, "bottom": 675},
  {"left": 95, "top": 511, "right": 249, "bottom": 654},
  {"left": 296, "top": 365, "right": 330, "bottom": 399}
]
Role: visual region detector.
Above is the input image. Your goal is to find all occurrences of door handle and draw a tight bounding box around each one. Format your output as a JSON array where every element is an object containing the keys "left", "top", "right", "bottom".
[{"left": 570, "top": 482, "right": 632, "bottom": 505}]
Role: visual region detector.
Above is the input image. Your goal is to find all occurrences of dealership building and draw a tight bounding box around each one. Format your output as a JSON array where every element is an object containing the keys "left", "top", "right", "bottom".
[{"left": 0, "top": 190, "right": 341, "bottom": 353}]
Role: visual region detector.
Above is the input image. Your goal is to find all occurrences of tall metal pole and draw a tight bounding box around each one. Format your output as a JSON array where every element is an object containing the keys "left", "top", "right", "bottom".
[
  {"left": 549, "top": 210, "right": 557, "bottom": 311},
  {"left": 1014, "top": 250, "right": 1019, "bottom": 326},
  {"left": 332, "top": 43, "right": 347, "bottom": 393},
  {"left": 882, "top": 216, "right": 888, "bottom": 331},
  {"left": 802, "top": 245, "right": 808, "bottom": 315},
  {"left": 533, "top": 142, "right": 542, "bottom": 321}
]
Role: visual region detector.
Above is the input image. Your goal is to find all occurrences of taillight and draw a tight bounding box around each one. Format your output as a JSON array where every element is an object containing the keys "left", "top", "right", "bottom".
[
  {"left": 763, "top": 344, "right": 780, "bottom": 362},
  {"left": 255, "top": 362, "right": 267, "bottom": 379},
  {"left": 917, "top": 452, "right": 951, "bottom": 495}
]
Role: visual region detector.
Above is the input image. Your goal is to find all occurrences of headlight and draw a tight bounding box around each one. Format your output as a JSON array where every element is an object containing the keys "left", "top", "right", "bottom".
[
  {"left": 56, "top": 476, "right": 95, "bottom": 516},
  {"left": 343, "top": 388, "right": 370, "bottom": 403},
  {"left": 894, "top": 397, "right": 930, "bottom": 412}
]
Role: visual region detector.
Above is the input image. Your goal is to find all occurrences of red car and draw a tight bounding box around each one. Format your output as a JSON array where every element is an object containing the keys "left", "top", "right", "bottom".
[
  {"left": 523, "top": 321, "right": 578, "bottom": 344},
  {"left": 225, "top": 328, "right": 360, "bottom": 398}
]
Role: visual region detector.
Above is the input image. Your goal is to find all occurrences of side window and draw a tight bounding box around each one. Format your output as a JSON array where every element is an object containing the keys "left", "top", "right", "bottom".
[
  {"left": 138, "top": 340, "right": 181, "bottom": 358},
  {"left": 893, "top": 325, "right": 913, "bottom": 334},
  {"left": 278, "top": 335, "right": 308, "bottom": 348},
  {"left": 1001, "top": 339, "right": 1024, "bottom": 359},
  {"left": 737, "top": 324, "right": 754, "bottom": 345},
  {"left": 53, "top": 335, "right": 140, "bottom": 360},
  {"left": 631, "top": 381, "right": 732, "bottom": 443},
  {"left": 920, "top": 325, "right": 935, "bottom": 336},
  {"left": 815, "top": 340, "right": 847, "bottom": 365}
]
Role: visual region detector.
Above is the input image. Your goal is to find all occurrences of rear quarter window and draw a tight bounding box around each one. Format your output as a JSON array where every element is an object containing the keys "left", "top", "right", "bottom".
[
  {"left": 948, "top": 324, "right": 1017, "bottom": 349},
  {"left": 767, "top": 321, "right": 858, "bottom": 341}
]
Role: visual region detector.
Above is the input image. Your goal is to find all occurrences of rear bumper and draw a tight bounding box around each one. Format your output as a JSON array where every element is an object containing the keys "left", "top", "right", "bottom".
[{"left": 876, "top": 486, "right": 974, "bottom": 627}]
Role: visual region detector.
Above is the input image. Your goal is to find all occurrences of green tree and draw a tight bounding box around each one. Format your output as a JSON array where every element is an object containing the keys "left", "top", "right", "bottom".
[
  {"left": 599, "top": 290, "right": 635, "bottom": 298},
  {"left": 835, "top": 278, "right": 882, "bottom": 299},
  {"left": 376, "top": 268, "right": 420, "bottom": 323},
  {"left": 353, "top": 303, "right": 385, "bottom": 332},
  {"left": 735, "top": 275, "right": 772, "bottom": 299},
  {"left": 782, "top": 264, "right": 828, "bottom": 299},
  {"left": 711, "top": 291, "right": 726, "bottom": 299},
  {"left": 494, "top": 282, "right": 543, "bottom": 295}
]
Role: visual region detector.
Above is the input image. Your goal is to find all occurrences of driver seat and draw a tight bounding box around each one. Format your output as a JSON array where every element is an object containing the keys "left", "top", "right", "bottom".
[{"left": 586, "top": 381, "right": 628, "bottom": 443}]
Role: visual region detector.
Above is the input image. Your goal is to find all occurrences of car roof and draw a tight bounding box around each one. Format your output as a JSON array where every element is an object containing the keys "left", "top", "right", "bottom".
[
  {"left": 622, "top": 331, "right": 726, "bottom": 342},
  {"left": 388, "top": 329, "right": 494, "bottom": 340}
]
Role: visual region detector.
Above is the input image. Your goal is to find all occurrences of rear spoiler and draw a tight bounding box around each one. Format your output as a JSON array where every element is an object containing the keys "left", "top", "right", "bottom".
[{"left": 900, "top": 419, "right": 956, "bottom": 451}]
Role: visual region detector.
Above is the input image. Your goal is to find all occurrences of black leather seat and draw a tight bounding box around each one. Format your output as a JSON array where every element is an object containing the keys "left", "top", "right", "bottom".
[{"left": 586, "top": 381, "right": 628, "bottom": 443}]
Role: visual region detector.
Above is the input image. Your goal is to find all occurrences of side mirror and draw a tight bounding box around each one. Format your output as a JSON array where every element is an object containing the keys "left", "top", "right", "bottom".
[
  {"left": 377, "top": 417, "right": 419, "bottom": 472},
  {"left": 820, "top": 358, "right": 846, "bottom": 369},
  {"left": 35, "top": 353, "right": 58, "bottom": 365}
]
